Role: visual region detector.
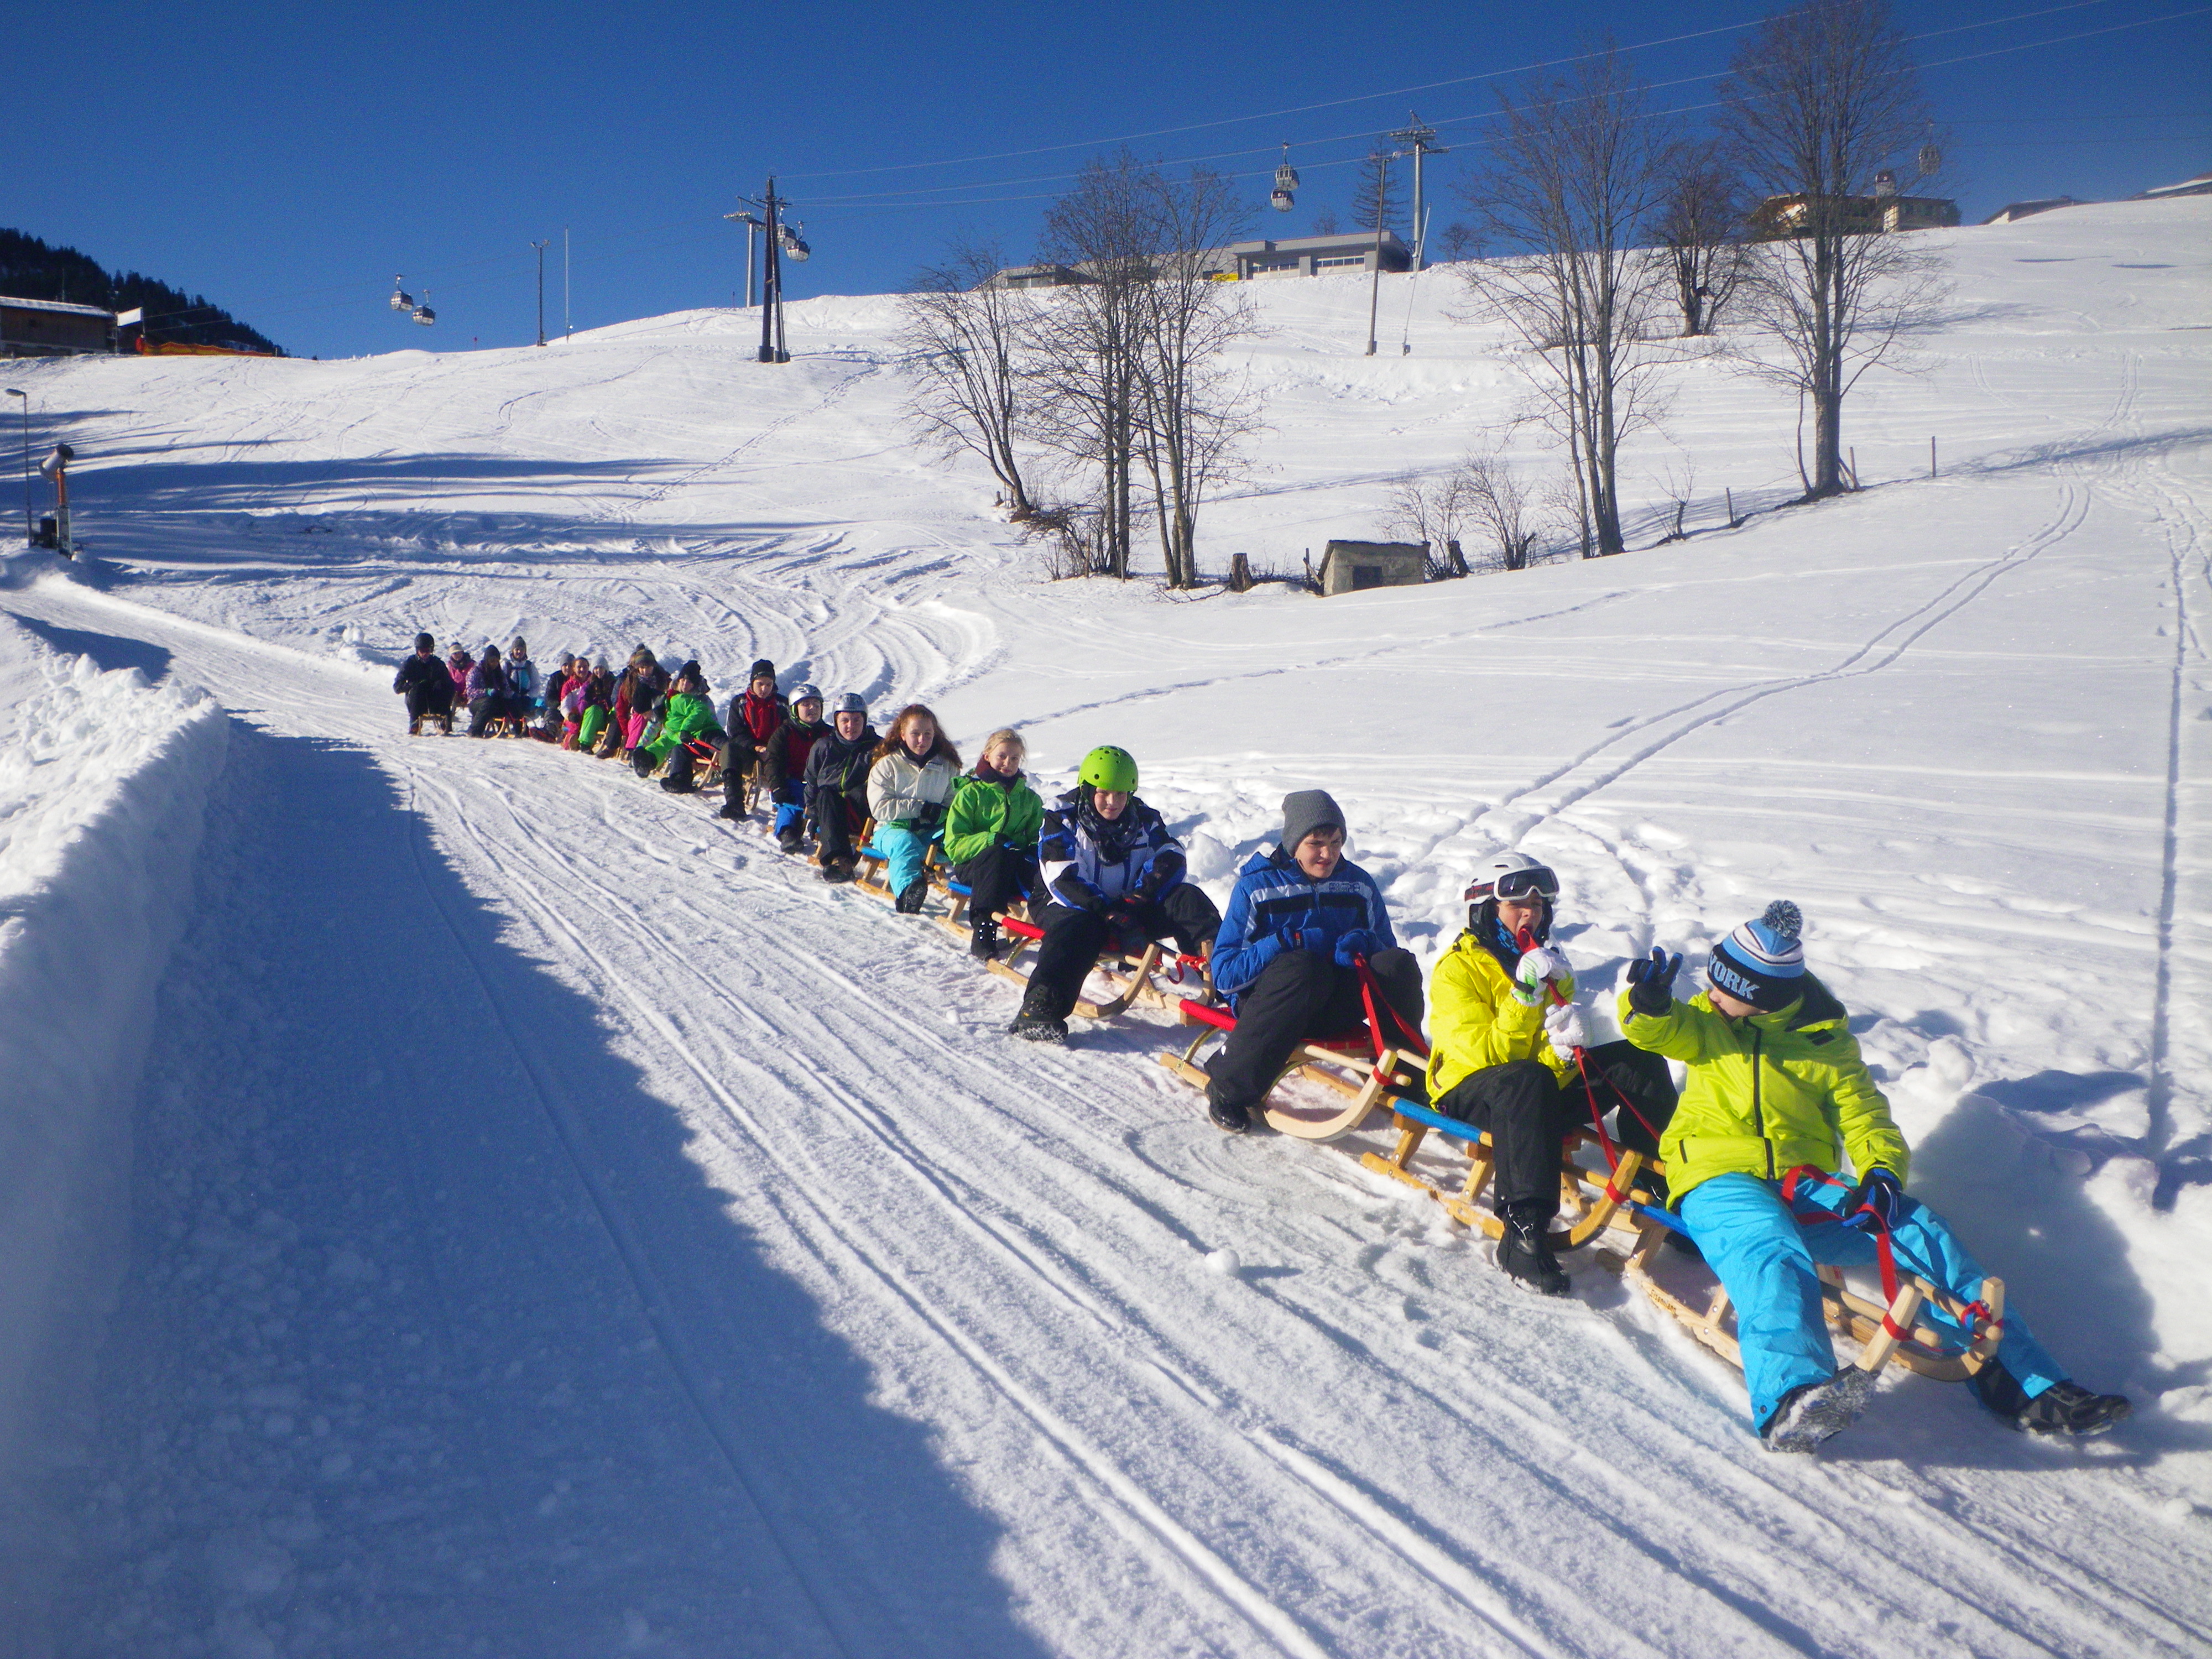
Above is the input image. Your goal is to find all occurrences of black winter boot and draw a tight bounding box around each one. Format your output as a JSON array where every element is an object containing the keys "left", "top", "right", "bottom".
[
  {"left": 820, "top": 857, "right": 854, "bottom": 884},
  {"left": 777, "top": 824, "right": 804, "bottom": 852},
  {"left": 1973, "top": 1363, "right": 2131, "bottom": 1436},
  {"left": 1761, "top": 1366, "right": 1875, "bottom": 1453},
  {"left": 1496, "top": 1210, "right": 1571, "bottom": 1296},
  {"left": 969, "top": 917, "right": 1000, "bottom": 961},
  {"left": 1006, "top": 986, "right": 1067, "bottom": 1044},
  {"left": 895, "top": 877, "right": 929, "bottom": 915},
  {"left": 1206, "top": 1086, "right": 1251, "bottom": 1135}
]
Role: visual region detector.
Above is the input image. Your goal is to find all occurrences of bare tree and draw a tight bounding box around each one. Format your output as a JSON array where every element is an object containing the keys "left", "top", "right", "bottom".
[
  {"left": 896, "top": 238, "right": 1037, "bottom": 517},
  {"left": 1386, "top": 452, "right": 1548, "bottom": 575},
  {"left": 1129, "top": 166, "right": 1262, "bottom": 588},
  {"left": 1030, "top": 155, "right": 1156, "bottom": 578},
  {"left": 1459, "top": 44, "right": 1672, "bottom": 556},
  {"left": 1655, "top": 148, "right": 1749, "bottom": 337},
  {"left": 1310, "top": 206, "right": 1343, "bottom": 237},
  {"left": 1719, "top": 1, "right": 1949, "bottom": 499},
  {"left": 1433, "top": 220, "right": 1478, "bottom": 263},
  {"left": 1384, "top": 470, "right": 1472, "bottom": 577},
  {"left": 1030, "top": 153, "right": 1262, "bottom": 586},
  {"left": 1462, "top": 453, "right": 1547, "bottom": 571}
]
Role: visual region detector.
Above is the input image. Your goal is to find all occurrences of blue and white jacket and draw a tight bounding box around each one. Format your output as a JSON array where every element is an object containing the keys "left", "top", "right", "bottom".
[
  {"left": 1210, "top": 846, "right": 1396, "bottom": 1008},
  {"left": 1037, "top": 788, "right": 1186, "bottom": 911}
]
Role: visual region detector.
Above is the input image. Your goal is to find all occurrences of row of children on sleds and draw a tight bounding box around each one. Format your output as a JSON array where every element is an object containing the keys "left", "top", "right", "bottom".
[{"left": 390, "top": 641, "right": 2131, "bottom": 1455}]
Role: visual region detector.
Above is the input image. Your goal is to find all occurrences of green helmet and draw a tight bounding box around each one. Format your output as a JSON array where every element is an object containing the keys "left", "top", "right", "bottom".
[{"left": 1078, "top": 745, "right": 1139, "bottom": 793}]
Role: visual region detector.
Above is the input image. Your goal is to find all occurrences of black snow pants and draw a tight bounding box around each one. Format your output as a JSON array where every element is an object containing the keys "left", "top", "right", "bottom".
[
  {"left": 404, "top": 681, "right": 453, "bottom": 726},
  {"left": 811, "top": 789, "right": 868, "bottom": 864},
  {"left": 1205, "top": 947, "right": 1425, "bottom": 1115},
  {"left": 953, "top": 842, "right": 1038, "bottom": 925},
  {"left": 1021, "top": 885, "right": 1222, "bottom": 1022},
  {"left": 467, "top": 693, "right": 512, "bottom": 737},
  {"left": 1433, "top": 1041, "right": 1676, "bottom": 1218}
]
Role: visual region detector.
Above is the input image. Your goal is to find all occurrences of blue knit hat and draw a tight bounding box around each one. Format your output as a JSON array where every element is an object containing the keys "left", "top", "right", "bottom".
[{"left": 1708, "top": 901, "right": 1806, "bottom": 1011}]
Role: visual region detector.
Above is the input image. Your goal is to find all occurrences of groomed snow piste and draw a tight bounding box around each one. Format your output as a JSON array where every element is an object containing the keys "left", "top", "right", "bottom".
[{"left": 0, "top": 197, "right": 2207, "bottom": 1657}]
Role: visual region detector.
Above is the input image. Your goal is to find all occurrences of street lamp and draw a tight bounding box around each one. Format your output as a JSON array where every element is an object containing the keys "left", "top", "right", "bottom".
[{"left": 4, "top": 390, "right": 25, "bottom": 547}]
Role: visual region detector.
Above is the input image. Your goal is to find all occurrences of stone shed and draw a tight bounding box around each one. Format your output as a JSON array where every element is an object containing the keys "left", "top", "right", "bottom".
[{"left": 1318, "top": 540, "right": 1426, "bottom": 596}]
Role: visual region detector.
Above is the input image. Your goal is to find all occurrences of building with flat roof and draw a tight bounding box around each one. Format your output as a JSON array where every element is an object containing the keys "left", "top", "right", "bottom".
[
  {"left": 2, "top": 295, "right": 114, "bottom": 357},
  {"left": 1223, "top": 231, "right": 1411, "bottom": 280}
]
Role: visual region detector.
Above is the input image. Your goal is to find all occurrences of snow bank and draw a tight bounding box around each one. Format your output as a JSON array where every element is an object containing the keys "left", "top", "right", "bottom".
[{"left": 0, "top": 613, "right": 227, "bottom": 1584}]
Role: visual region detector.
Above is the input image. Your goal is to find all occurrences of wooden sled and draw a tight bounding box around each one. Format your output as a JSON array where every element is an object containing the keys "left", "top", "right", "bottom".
[
  {"left": 1156, "top": 998, "right": 1422, "bottom": 1141},
  {"left": 1357, "top": 1103, "right": 1653, "bottom": 1248},
  {"left": 952, "top": 888, "right": 1209, "bottom": 1022},
  {"left": 1615, "top": 1170, "right": 2006, "bottom": 1383}
]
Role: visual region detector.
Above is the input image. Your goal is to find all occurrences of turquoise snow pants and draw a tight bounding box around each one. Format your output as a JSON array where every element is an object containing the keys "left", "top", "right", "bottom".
[
  {"left": 874, "top": 824, "right": 935, "bottom": 895},
  {"left": 1678, "top": 1171, "right": 2067, "bottom": 1433}
]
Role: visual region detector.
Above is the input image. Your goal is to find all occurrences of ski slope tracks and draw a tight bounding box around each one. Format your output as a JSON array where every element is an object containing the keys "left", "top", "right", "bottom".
[{"left": 0, "top": 197, "right": 2206, "bottom": 1656}]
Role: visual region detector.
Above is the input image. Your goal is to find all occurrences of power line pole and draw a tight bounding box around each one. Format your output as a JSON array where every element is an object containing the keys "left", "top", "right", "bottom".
[
  {"left": 531, "top": 239, "right": 549, "bottom": 346},
  {"left": 563, "top": 227, "right": 571, "bottom": 340},
  {"left": 1386, "top": 111, "right": 1448, "bottom": 270},
  {"left": 1365, "top": 152, "right": 1392, "bottom": 357}
]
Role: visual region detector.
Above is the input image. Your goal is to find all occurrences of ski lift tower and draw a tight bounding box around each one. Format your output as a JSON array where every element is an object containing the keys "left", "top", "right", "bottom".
[
  {"left": 1384, "top": 112, "right": 1448, "bottom": 270},
  {"left": 732, "top": 177, "right": 801, "bottom": 363}
]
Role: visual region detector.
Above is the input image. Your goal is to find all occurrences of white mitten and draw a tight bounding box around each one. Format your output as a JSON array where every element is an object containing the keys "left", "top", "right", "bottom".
[{"left": 1544, "top": 1001, "right": 1591, "bottom": 1052}]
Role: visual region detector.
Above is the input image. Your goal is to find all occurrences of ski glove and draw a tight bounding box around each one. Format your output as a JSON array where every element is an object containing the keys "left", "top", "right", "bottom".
[
  {"left": 1843, "top": 1168, "right": 1907, "bottom": 1233},
  {"left": 1625, "top": 948, "right": 1683, "bottom": 1018},
  {"left": 1277, "top": 926, "right": 1322, "bottom": 954},
  {"left": 1333, "top": 928, "right": 1382, "bottom": 967},
  {"left": 1543, "top": 1002, "right": 1591, "bottom": 1053},
  {"left": 1513, "top": 946, "right": 1574, "bottom": 1006}
]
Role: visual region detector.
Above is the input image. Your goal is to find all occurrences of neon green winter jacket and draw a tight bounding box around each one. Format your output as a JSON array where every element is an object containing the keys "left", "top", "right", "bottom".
[
  {"left": 1617, "top": 977, "right": 1910, "bottom": 1204},
  {"left": 641, "top": 693, "right": 721, "bottom": 763},
  {"left": 1426, "top": 931, "right": 1576, "bottom": 1101},
  {"left": 941, "top": 771, "right": 1045, "bottom": 865}
]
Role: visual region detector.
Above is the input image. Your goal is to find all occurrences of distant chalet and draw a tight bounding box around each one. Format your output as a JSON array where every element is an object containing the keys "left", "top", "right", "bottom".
[{"left": 1, "top": 295, "right": 114, "bottom": 357}]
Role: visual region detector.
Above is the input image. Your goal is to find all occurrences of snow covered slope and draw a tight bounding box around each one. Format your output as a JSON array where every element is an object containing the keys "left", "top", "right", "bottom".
[{"left": 0, "top": 199, "right": 2206, "bottom": 1656}]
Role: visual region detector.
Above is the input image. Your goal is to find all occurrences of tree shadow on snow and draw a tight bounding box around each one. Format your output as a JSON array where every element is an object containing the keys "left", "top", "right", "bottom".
[{"left": 46, "top": 726, "right": 1051, "bottom": 1659}]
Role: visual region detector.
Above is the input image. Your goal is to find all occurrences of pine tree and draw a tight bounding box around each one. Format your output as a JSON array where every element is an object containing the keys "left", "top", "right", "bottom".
[{"left": 1350, "top": 152, "right": 1406, "bottom": 241}]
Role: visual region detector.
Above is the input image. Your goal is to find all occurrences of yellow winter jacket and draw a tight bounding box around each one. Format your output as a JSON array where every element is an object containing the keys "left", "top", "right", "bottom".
[
  {"left": 1618, "top": 977, "right": 1910, "bottom": 1204},
  {"left": 1426, "top": 931, "right": 1575, "bottom": 1100}
]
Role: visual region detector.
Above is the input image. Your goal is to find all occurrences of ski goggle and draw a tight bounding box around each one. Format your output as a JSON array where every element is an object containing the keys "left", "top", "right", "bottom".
[{"left": 1465, "top": 865, "right": 1559, "bottom": 904}]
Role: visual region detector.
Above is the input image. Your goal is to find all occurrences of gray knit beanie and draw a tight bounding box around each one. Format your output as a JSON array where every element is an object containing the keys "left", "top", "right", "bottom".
[{"left": 1280, "top": 789, "right": 1347, "bottom": 854}]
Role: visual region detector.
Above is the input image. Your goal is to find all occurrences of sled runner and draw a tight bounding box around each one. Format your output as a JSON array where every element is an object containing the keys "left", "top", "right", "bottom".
[
  {"left": 1158, "top": 998, "right": 1423, "bottom": 1139},
  {"left": 643, "top": 736, "right": 724, "bottom": 795},
  {"left": 1156, "top": 961, "right": 1426, "bottom": 1140},
  {"left": 1611, "top": 1165, "right": 2008, "bottom": 1383},
  {"left": 1357, "top": 1105, "right": 1655, "bottom": 1248}
]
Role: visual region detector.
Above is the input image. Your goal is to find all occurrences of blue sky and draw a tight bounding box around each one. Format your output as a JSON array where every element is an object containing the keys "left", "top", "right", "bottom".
[{"left": 18, "top": 0, "right": 2209, "bottom": 357}]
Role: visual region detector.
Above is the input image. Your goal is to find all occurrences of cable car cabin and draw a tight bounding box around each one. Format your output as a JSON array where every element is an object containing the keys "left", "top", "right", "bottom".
[
  {"left": 411, "top": 304, "right": 436, "bottom": 326},
  {"left": 1318, "top": 540, "right": 1426, "bottom": 596},
  {"left": 1272, "top": 151, "right": 1300, "bottom": 212}
]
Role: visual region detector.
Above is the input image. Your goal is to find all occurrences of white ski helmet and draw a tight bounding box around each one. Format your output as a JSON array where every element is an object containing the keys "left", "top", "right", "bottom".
[{"left": 1465, "top": 852, "right": 1559, "bottom": 933}]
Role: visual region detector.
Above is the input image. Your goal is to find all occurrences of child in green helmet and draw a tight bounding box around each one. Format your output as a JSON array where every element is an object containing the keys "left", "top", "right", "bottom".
[{"left": 1008, "top": 745, "right": 1219, "bottom": 1042}]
